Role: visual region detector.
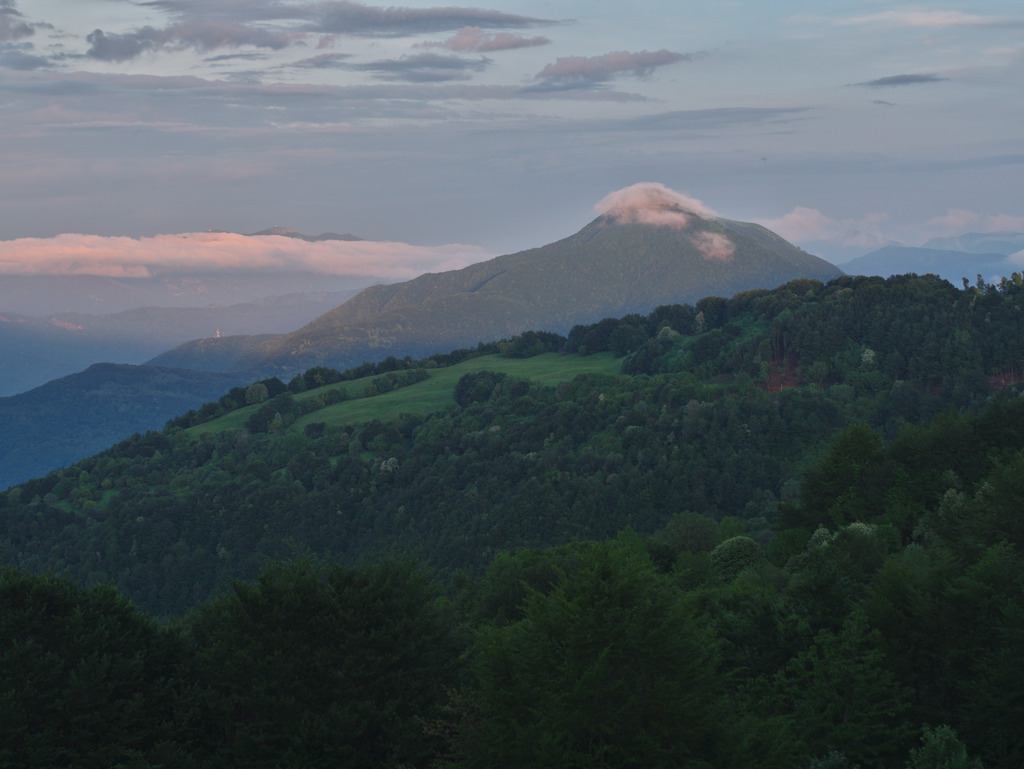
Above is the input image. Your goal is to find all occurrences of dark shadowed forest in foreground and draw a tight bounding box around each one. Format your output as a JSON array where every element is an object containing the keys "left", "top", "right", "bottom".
[{"left": 3, "top": 272, "right": 1024, "bottom": 768}]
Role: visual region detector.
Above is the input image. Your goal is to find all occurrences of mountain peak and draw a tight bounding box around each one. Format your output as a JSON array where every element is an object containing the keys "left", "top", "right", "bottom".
[
  {"left": 224, "top": 196, "right": 841, "bottom": 374},
  {"left": 594, "top": 182, "right": 718, "bottom": 229}
]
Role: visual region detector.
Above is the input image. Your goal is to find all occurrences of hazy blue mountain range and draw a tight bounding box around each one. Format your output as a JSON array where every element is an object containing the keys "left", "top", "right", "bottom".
[
  {"left": 0, "top": 363, "right": 244, "bottom": 489},
  {"left": 0, "top": 290, "right": 359, "bottom": 396},
  {"left": 154, "top": 214, "right": 842, "bottom": 375},
  {"left": 839, "top": 245, "right": 1013, "bottom": 286}
]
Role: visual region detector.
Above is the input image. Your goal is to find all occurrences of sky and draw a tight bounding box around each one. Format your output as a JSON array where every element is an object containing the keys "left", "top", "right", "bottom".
[{"left": 2, "top": 0, "right": 1024, "bottom": 276}]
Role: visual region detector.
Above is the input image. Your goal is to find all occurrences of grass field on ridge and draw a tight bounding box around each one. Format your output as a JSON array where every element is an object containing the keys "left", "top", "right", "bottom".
[{"left": 187, "top": 352, "right": 623, "bottom": 436}]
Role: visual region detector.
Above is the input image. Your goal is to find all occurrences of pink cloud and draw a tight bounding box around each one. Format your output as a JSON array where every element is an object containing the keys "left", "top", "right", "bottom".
[
  {"left": 988, "top": 214, "right": 1024, "bottom": 231},
  {"left": 924, "top": 209, "right": 1024, "bottom": 237},
  {"left": 419, "top": 26, "right": 550, "bottom": 52},
  {"left": 594, "top": 183, "right": 717, "bottom": 229},
  {"left": 758, "top": 206, "right": 837, "bottom": 242},
  {"left": 691, "top": 231, "right": 735, "bottom": 261},
  {"left": 758, "top": 207, "right": 889, "bottom": 247},
  {"left": 839, "top": 11, "right": 1016, "bottom": 29},
  {"left": 0, "top": 232, "right": 491, "bottom": 279}
]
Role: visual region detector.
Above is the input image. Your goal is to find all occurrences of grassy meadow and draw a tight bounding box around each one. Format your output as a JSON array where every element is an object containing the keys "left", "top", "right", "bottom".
[{"left": 187, "top": 352, "right": 622, "bottom": 436}]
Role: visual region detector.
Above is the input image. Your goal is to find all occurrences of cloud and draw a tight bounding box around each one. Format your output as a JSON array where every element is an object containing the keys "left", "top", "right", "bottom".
[
  {"left": 924, "top": 209, "right": 1024, "bottom": 237},
  {"left": 85, "top": 27, "right": 163, "bottom": 62},
  {"left": 872, "top": 99, "right": 895, "bottom": 106},
  {"left": 76, "top": 1, "right": 555, "bottom": 63},
  {"left": 306, "top": 1, "right": 552, "bottom": 36},
  {"left": 762, "top": 207, "right": 1024, "bottom": 251},
  {"left": 86, "top": 22, "right": 293, "bottom": 61},
  {"left": 131, "top": 0, "right": 553, "bottom": 32},
  {"left": 204, "top": 52, "right": 272, "bottom": 63},
  {"left": 0, "top": 70, "right": 650, "bottom": 115},
  {"left": 0, "top": 232, "right": 492, "bottom": 279},
  {"left": 758, "top": 207, "right": 890, "bottom": 247},
  {"left": 135, "top": 0, "right": 297, "bottom": 23},
  {"left": 418, "top": 26, "right": 550, "bottom": 52},
  {"left": 594, "top": 183, "right": 717, "bottom": 229},
  {"left": 534, "top": 49, "right": 692, "bottom": 89},
  {"left": 0, "top": 0, "right": 34, "bottom": 43},
  {"left": 839, "top": 11, "right": 1024, "bottom": 29},
  {"left": 167, "top": 20, "right": 295, "bottom": 50},
  {"left": 758, "top": 207, "right": 836, "bottom": 243},
  {"left": 620, "top": 107, "right": 808, "bottom": 131},
  {"left": 851, "top": 73, "right": 949, "bottom": 88},
  {"left": 0, "top": 44, "right": 50, "bottom": 70},
  {"left": 289, "top": 53, "right": 352, "bottom": 70},
  {"left": 691, "top": 231, "right": 735, "bottom": 261},
  {"left": 347, "top": 53, "right": 491, "bottom": 82}
]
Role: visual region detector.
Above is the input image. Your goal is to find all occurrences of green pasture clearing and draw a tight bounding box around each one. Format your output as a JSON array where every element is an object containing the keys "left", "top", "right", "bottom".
[{"left": 188, "top": 352, "right": 622, "bottom": 436}]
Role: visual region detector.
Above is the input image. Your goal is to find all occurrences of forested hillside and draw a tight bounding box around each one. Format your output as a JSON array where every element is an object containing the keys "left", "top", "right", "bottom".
[{"left": 3, "top": 272, "right": 1024, "bottom": 767}]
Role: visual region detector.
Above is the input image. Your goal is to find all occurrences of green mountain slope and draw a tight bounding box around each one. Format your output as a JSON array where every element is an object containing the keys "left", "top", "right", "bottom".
[
  {"left": 154, "top": 213, "right": 840, "bottom": 375},
  {"left": 252, "top": 214, "right": 840, "bottom": 371}
]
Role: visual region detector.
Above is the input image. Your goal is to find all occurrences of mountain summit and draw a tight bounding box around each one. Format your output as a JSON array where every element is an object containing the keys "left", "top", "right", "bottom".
[{"left": 156, "top": 184, "right": 842, "bottom": 374}]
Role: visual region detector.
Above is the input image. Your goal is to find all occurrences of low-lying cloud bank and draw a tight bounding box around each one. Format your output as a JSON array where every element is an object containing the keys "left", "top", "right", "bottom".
[
  {"left": 761, "top": 206, "right": 1024, "bottom": 251},
  {"left": 0, "top": 232, "right": 492, "bottom": 279},
  {"left": 758, "top": 207, "right": 890, "bottom": 249}
]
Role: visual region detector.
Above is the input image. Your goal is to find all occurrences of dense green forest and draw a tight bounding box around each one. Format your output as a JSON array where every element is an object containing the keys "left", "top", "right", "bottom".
[{"left": 3, "top": 273, "right": 1024, "bottom": 767}]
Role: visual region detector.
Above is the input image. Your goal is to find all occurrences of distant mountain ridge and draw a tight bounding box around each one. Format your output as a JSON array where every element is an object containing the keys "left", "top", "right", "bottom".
[
  {"left": 0, "top": 271, "right": 381, "bottom": 316},
  {"left": 154, "top": 212, "right": 842, "bottom": 375},
  {"left": 243, "top": 227, "right": 364, "bottom": 242},
  {"left": 0, "top": 227, "right": 387, "bottom": 395},
  {"left": 840, "top": 245, "right": 1016, "bottom": 285},
  {"left": 0, "top": 290, "right": 360, "bottom": 396}
]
